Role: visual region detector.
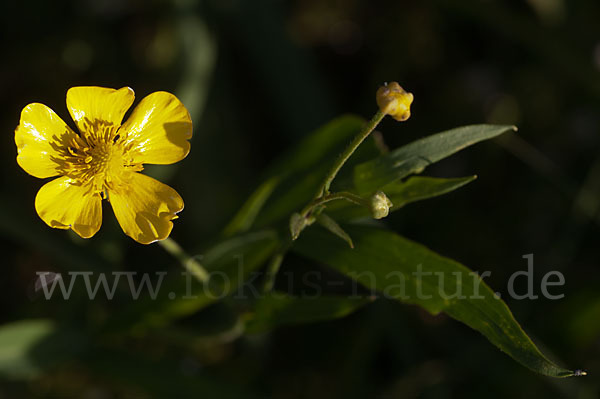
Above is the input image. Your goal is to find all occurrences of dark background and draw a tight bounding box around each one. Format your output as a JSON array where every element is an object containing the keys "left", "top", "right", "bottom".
[{"left": 0, "top": 0, "right": 599, "bottom": 397}]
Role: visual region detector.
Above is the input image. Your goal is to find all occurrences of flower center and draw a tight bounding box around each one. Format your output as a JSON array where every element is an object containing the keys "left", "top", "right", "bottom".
[
  {"left": 56, "top": 119, "right": 142, "bottom": 194},
  {"left": 89, "top": 141, "right": 121, "bottom": 175}
]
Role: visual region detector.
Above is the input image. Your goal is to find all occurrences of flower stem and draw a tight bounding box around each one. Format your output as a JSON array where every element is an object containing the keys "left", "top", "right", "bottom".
[
  {"left": 159, "top": 237, "right": 210, "bottom": 283},
  {"left": 279, "top": 108, "right": 389, "bottom": 287},
  {"left": 263, "top": 227, "right": 301, "bottom": 292},
  {"left": 315, "top": 109, "right": 386, "bottom": 198},
  {"left": 301, "top": 191, "right": 368, "bottom": 217},
  {"left": 261, "top": 245, "right": 289, "bottom": 293}
]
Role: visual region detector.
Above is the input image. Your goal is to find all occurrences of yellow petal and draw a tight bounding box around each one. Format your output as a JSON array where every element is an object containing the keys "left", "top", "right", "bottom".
[
  {"left": 35, "top": 177, "right": 102, "bottom": 239},
  {"left": 15, "top": 103, "right": 78, "bottom": 179},
  {"left": 119, "top": 91, "right": 192, "bottom": 165},
  {"left": 108, "top": 172, "right": 184, "bottom": 244},
  {"left": 66, "top": 86, "right": 135, "bottom": 134}
]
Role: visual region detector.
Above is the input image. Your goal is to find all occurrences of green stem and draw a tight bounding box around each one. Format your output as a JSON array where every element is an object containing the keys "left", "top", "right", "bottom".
[
  {"left": 261, "top": 245, "right": 288, "bottom": 293},
  {"left": 159, "top": 237, "right": 210, "bottom": 283},
  {"left": 316, "top": 109, "right": 386, "bottom": 198},
  {"left": 282, "top": 109, "right": 388, "bottom": 282},
  {"left": 262, "top": 234, "right": 295, "bottom": 292},
  {"left": 301, "top": 191, "right": 368, "bottom": 217}
]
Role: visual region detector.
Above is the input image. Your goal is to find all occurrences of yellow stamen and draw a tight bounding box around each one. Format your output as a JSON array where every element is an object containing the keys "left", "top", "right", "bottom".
[{"left": 54, "top": 119, "right": 142, "bottom": 195}]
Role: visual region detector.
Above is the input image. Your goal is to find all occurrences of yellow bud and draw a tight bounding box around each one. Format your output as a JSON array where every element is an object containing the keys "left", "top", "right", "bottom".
[
  {"left": 376, "top": 82, "right": 413, "bottom": 121},
  {"left": 370, "top": 191, "right": 393, "bottom": 219}
]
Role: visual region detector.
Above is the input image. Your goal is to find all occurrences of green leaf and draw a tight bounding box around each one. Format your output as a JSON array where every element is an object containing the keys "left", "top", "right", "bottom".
[
  {"left": 222, "top": 176, "right": 280, "bottom": 237},
  {"left": 224, "top": 117, "right": 364, "bottom": 235},
  {"left": 316, "top": 213, "right": 354, "bottom": 248},
  {"left": 256, "top": 164, "right": 327, "bottom": 228},
  {"left": 293, "top": 225, "right": 575, "bottom": 378},
  {"left": 383, "top": 175, "right": 477, "bottom": 207},
  {"left": 354, "top": 124, "right": 516, "bottom": 194},
  {"left": 255, "top": 115, "right": 380, "bottom": 228},
  {"left": 266, "top": 115, "right": 366, "bottom": 177},
  {"left": 327, "top": 175, "right": 477, "bottom": 221},
  {"left": 245, "top": 292, "right": 372, "bottom": 334},
  {"left": 0, "top": 319, "right": 86, "bottom": 379}
]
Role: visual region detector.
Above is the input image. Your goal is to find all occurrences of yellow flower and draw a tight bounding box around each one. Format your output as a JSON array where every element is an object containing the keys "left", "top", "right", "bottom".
[
  {"left": 376, "top": 82, "right": 413, "bottom": 122},
  {"left": 15, "top": 86, "right": 192, "bottom": 244}
]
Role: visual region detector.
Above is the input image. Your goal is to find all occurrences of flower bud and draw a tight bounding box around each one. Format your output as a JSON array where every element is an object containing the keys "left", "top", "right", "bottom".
[
  {"left": 290, "top": 212, "right": 315, "bottom": 240},
  {"left": 370, "top": 191, "right": 393, "bottom": 219},
  {"left": 376, "top": 82, "right": 413, "bottom": 121}
]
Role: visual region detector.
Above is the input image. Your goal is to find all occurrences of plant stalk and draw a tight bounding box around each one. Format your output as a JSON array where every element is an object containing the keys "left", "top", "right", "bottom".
[
  {"left": 315, "top": 109, "right": 386, "bottom": 198},
  {"left": 159, "top": 237, "right": 210, "bottom": 283}
]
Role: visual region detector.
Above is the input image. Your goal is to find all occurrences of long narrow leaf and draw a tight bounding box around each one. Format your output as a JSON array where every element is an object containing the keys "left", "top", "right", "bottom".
[
  {"left": 293, "top": 225, "right": 575, "bottom": 378},
  {"left": 354, "top": 124, "right": 516, "bottom": 194},
  {"left": 222, "top": 176, "right": 280, "bottom": 237},
  {"left": 327, "top": 175, "right": 477, "bottom": 221}
]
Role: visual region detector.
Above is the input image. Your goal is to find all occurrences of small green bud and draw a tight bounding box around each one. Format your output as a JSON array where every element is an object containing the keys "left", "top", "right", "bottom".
[{"left": 370, "top": 191, "right": 393, "bottom": 219}]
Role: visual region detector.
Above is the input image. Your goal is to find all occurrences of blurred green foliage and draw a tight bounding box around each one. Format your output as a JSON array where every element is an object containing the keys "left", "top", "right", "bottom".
[{"left": 1, "top": 0, "right": 599, "bottom": 397}]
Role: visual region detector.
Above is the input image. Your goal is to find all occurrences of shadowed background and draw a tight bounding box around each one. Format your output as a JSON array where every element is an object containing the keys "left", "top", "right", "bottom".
[{"left": 0, "top": 0, "right": 599, "bottom": 397}]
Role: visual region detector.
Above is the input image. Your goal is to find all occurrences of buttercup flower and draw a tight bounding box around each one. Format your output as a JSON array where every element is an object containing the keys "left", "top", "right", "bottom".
[{"left": 15, "top": 86, "right": 192, "bottom": 244}]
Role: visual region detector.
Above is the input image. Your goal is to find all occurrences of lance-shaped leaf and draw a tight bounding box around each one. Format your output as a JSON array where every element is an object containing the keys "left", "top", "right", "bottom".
[
  {"left": 293, "top": 225, "right": 576, "bottom": 378},
  {"left": 316, "top": 213, "right": 354, "bottom": 248},
  {"left": 222, "top": 176, "right": 280, "bottom": 237},
  {"left": 354, "top": 124, "right": 516, "bottom": 194},
  {"left": 266, "top": 115, "right": 366, "bottom": 176},
  {"left": 224, "top": 115, "right": 367, "bottom": 236},
  {"left": 327, "top": 175, "right": 477, "bottom": 221},
  {"left": 255, "top": 115, "right": 380, "bottom": 228}
]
